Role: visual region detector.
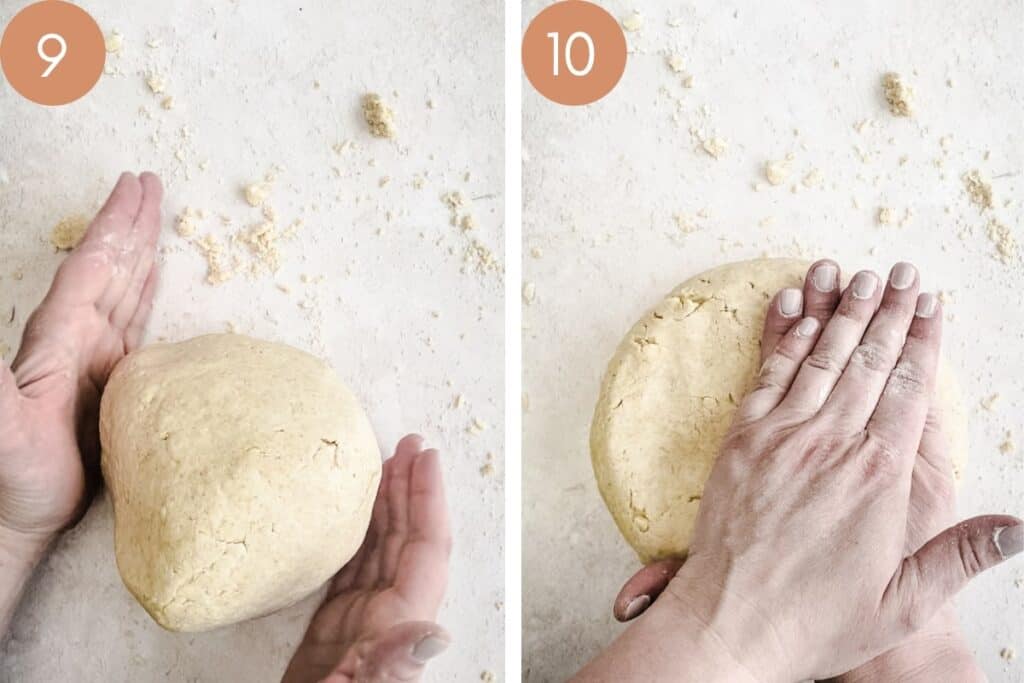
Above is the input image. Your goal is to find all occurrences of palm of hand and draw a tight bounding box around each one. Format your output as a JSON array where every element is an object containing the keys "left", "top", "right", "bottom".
[
  {"left": 284, "top": 435, "right": 451, "bottom": 683},
  {"left": 0, "top": 173, "right": 162, "bottom": 540}
]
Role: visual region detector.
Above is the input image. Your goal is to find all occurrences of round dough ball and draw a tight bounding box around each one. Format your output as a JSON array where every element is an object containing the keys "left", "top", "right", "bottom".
[
  {"left": 591, "top": 258, "right": 967, "bottom": 564},
  {"left": 100, "top": 333, "right": 381, "bottom": 632}
]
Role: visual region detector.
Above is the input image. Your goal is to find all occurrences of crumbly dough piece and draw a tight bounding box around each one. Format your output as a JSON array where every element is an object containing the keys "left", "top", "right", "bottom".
[
  {"left": 591, "top": 258, "right": 969, "bottom": 563},
  {"left": 362, "top": 93, "right": 397, "bottom": 138},
  {"left": 100, "top": 334, "right": 381, "bottom": 631},
  {"left": 963, "top": 170, "right": 994, "bottom": 210},
  {"left": 882, "top": 72, "right": 914, "bottom": 117},
  {"left": 50, "top": 214, "right": 89, "bottom": 250}
]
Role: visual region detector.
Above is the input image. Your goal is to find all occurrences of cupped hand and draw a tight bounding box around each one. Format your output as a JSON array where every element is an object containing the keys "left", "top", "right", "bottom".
[
  {"left": 0, "top": 172, "right": 162, "bottom": 551},
  {"left": 283, "top": 435, "right": 452, "bottom": 683},
  {"left": 613, "top": 261, "right": 985, "bottom": 680},
  {"left": 585, "top": 262, "right": 1020, "bottom": 682}
]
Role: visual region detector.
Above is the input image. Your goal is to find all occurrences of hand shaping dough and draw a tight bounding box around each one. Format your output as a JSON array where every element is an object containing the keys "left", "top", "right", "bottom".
[
  {"left": 591, "top": 258, "right": 967, "bottom": 564},
  {"left": 100, "top": 333, "right": 381, "bottom": 632}
]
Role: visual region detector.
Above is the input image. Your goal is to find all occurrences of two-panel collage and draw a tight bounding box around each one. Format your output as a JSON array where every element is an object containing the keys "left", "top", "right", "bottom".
[{"left": 0, "top": 0, "right": 1021, "bottom": 681}]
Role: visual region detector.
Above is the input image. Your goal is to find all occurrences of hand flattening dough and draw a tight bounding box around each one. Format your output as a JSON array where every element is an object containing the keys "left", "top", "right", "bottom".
[
  {"left": 591, "top": 258, "right": 967, "bottom": 564},
  {"left": 100, "top": 333, "right": 381, "bottom": 632}
]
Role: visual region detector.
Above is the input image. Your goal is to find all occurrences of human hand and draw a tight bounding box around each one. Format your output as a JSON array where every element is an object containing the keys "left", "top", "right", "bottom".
[
  {"left": 578, "top": 262, "right": 1020, "bottom": 681},
  {"left": 612, "top": 261, "right": 985, "bottom": 681},
  {"left": 0, "top": 172, "right": 162, "bottom": 559},
  {"left": 283, "top": 435, "right": 452, "bottom": 683}
]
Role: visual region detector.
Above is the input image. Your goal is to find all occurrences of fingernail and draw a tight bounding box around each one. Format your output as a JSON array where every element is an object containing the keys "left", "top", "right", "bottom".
[
  {"left": 915, "top": 293, "right": 938, "bottom": 318},
  {"left": 779, "top": 288, "right": 802, "bottom": 317},
  {"left": 623, "top": 594, "right": 651, "bottom": 620},
  {"left": 851, "top": 272, "right": 877, "bottom": 300},
  {"left": 812, "top": 264, "right": 838, "bottom": 292},
  {"left": 796, "top": 317, "right": 819, "bottom": 337},
  {"left": 889, "top": 262, "right": 916, "bottom": 290},
  {"left": 412, "top": 635, "right": 450, "bottom": 662},
  {"left": 995, "top": 524, "right": 1024, "bottom": 559}
]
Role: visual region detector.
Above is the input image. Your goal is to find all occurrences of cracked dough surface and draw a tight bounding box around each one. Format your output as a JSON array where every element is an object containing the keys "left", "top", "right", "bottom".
[
  {"left": 100, "top": 333, "right": 381, "bottom": 632},
  {"left": 591, "top": 258, "right": 967, "bottom": 564}
]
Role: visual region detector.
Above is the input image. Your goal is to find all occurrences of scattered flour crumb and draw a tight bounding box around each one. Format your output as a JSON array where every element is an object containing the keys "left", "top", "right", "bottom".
[
  {"left": 362, "top": 93, "right": 397, "bottom": 139},
  {"left": 530, "top": 246, "right": 544, "bottom": 258},
  {"left": 963, "top": 170, "right": 994, "bottom": 210},
  {"left": 244, "top": 182, "right": 272, "bottom": 207},
  {"left": 981, "top": 394, "right": 1001, "bottom": 411},
  {"left": 1000, "top": 647, "right": 1016, "bottom": 661},
  {"left": 522, "top": 282, "right": 536, "bottom": 304},
  {"left": 105, "top": 31, "right": 123, "bottom": 54},
  {"left": 481, "top": 671, "right": 496, "bottom": 682},
  {"left": 701, "top": 137, "right": 728, "bottom": 159},
  {"left": 666, "top": 54, "right": 685, "bottom": 73},
  {"left": 145, "top": 73, "right": 167, "bottom": 94},
  {"left": 460, "top": 214, "right": 478, "bottom": 231},
  {"left": 882, "top": 72, "right": 914, "bottom": 117},
  {"left": 622, "top": 12, "right": 643, "bottom": 32},
  {"left": 50, "top": 215, "right": 89, "bottom": 250},
  {"left": 161, "top": 96, "right": 175, "bottom": 110},
  {"left": 877, "top": 207, "right": 896, "bottom": 226},
  {"left": 999, "top": 432, "right": 1015, "bottom": 455},
  {"left": 802, "top": 168, "right": 823, "bottom": 188},
  {"left": 764, "top": 157, "right": 792, "bottom": 186},
  {"left": 987, "top": 218, "right": 1017, "bottom": 264}
]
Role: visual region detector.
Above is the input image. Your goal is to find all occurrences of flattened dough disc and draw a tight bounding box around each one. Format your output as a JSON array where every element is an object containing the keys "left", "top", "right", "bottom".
[{"left": 590, "top": 258, "right": 967, "bottom": 563}]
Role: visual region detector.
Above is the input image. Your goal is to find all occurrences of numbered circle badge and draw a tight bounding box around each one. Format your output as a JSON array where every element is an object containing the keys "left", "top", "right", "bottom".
[
  {"left": 522, "top": 0, "right": 627, "bottom": 106},
  {"left": 0, "top": 1, "right": 105, "bottom": 106}
]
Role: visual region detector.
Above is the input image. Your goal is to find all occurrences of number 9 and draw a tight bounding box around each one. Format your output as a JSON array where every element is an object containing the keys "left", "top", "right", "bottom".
[{"left": 37, "top": 33, "right": 67, "bottom": 78}]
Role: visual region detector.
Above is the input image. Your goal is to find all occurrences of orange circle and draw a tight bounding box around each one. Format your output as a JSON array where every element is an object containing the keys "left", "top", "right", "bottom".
[
  {"left": 1, "top": 1, "right": 105, "bottom": 106},
  {"left": 522, "top": 0, "right": 627, "bottom": 106}
]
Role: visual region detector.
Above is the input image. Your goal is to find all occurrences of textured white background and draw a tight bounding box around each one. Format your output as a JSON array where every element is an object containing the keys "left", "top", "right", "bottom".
[
  {"left": 523, "top": 0, "right": 1023, "bottom": 680},
  {"left": 0, "top": 1, "right": 504, "bottom": 681}
]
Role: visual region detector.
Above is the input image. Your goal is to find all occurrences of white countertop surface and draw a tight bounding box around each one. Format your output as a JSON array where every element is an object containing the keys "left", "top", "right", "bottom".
[
  {"left": 0, "top": 0, "right": 504, "bottom": 681},
  {"left": 523, "top": 0, "right": 1023, "bottom": 680}
]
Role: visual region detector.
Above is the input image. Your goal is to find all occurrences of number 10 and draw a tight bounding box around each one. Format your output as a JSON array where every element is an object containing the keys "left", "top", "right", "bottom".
[{"left": 546, "top": 31, "right": 595, "bottom": 77}]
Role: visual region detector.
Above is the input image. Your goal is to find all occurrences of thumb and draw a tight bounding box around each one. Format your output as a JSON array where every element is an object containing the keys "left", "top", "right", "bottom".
[
  {"left": 613, "top": 558, "right": 685, "bottom": 622},
  {"left": 353, "top": 621, "right": 451, "bottom": 683},
  {"left": 0, "top": 361, "right": 20, "bottom": 413},
  {"left": 891, "top": 515, "right": 1023, "bottom": 631}
]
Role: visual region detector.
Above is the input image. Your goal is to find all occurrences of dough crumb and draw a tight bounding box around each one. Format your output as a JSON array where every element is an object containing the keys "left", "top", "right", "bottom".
[
  {"left": 764, "top": 158, "right": 791, "bottom": 186},
  {"left": 999, "top": 432, "right": 1015, "bottom": 455},
  {"left": 50, "top": 214, "right": 89, "bottom": 250},
  {"left": 877, "top": 207, "right": 896, "bottom": 226},
  {"left": 963, "top": 170, "right": 994, "bottom": 211},
  {"left": 522, "top": 282, "right": 536, "bottom": 304},
  {"left": 105, "top": 31, "right": 123, "bottom": 54},
  {"left": 802, "top": 168, "right": 823, "bottom": 188},
  {"left": 701, "top": 137, "right": 728, "bottom": 159},
  {"left": 881, "top": 72, "right": 914, "bottom": 117},
  {"left": 161, "top": 96, "right": 175, "bottom": 110},
  {"left": 362, "top": 93, "right": 397, "bottom": 139},
  {"left": 460, "top": 214, "right": 478, "bottom": 231},
  {"left": 621, "top": 12, "right": 643, "bottom": 32},
  {"left": 987, "top": 218, "right": 1017, "bottom": 264},
  {"left": 1001, "top": 647, "right": 1016, "bottom": 661},
  {"left": 481, "top": 671, "right": 496, "bottom": 682},
  {"left": 666, "top": 54, "right": 685, "bottom": 73},
  {"left": 146, "top": 73, "right": 167, "bottom": 94},
  {"left": 981, "top": 393, "right": 1001, "bottom": 411},
  {"left": 244, "top": 182, "right": 272, "bottom": 208}
]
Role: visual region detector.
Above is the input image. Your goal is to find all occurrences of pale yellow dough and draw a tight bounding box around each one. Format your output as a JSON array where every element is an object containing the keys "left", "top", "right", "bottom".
[
  {"left": 591, "top": 258, "right": 967, "bottom": 564},
  {"left": 100, "top": 333, "right": 381, "bottom": 631}
]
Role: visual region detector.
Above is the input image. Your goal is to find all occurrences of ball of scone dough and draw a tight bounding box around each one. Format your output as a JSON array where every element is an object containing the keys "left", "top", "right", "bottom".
[
  {"left": 100, "top": 333, "right": 381, "bottom": 632},
  {"left": 590, "top": 258, "right": 967, "bottom": 564}
]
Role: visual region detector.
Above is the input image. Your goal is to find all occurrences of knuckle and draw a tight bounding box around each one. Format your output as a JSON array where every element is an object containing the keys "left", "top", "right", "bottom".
[
  {"left": 848, "top": 341, "right": 895, "bottom": 374},
  {"left": 887, "top": 360, "right": 929, "bottom": 397},
  {"left": 803, "top": 347, "right": 845, "bottom": 377},
  {"left": 861, "top": 435, "right": 905, "bottom": 480},
  {"left": 956, "top": 526, "right": 985, "bottom": 579}
]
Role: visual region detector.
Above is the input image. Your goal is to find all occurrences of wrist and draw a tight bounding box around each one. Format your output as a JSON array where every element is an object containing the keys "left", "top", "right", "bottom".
[
  {"left": 836, "top": 608, "right": 983, "bottom": 683},
  {"left": 657, "top": 570, "right": 790, "bottom": 683},
  {"left": 0, "top": 524, "right": 52, "bottom": 571}
]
